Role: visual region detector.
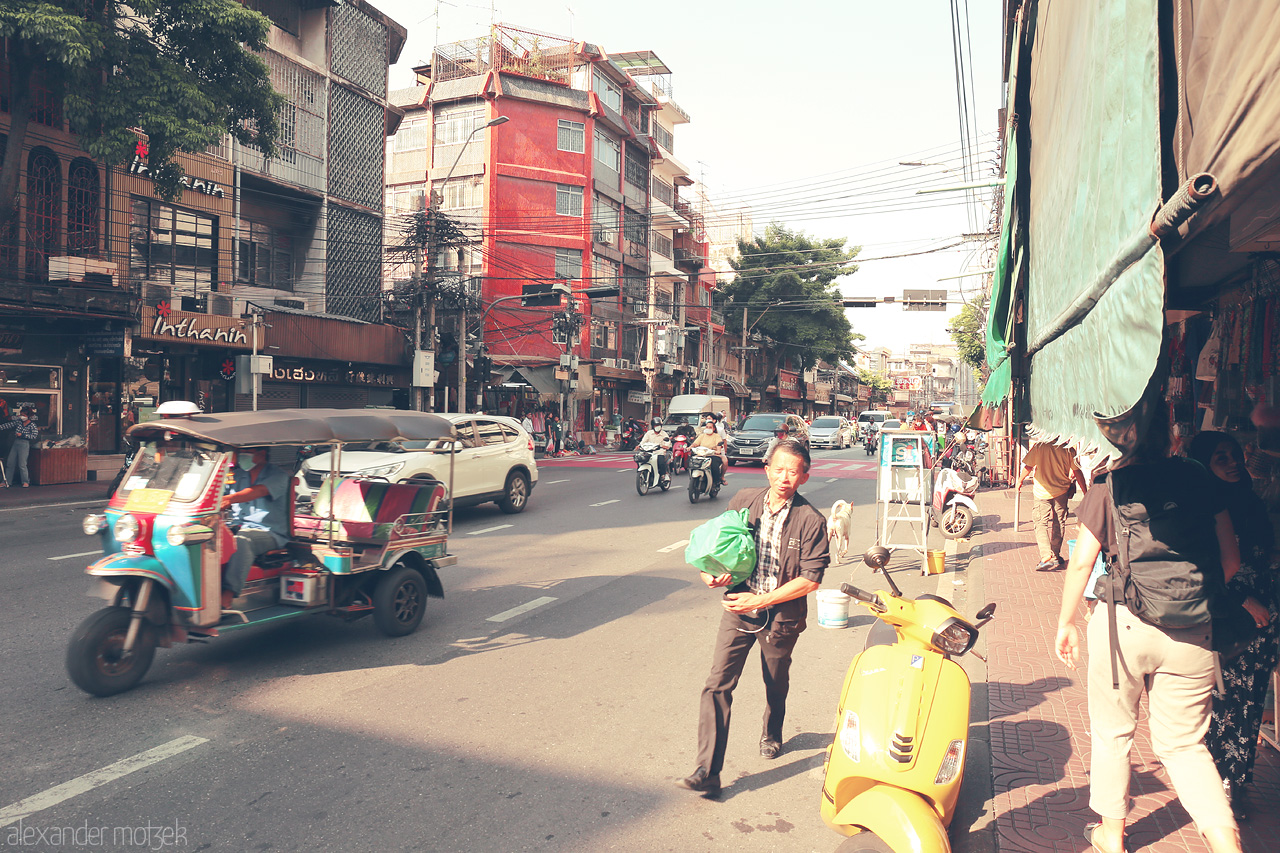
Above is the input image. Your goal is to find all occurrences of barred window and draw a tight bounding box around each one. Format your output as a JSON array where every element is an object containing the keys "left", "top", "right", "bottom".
[
  {"left": 67, "top": 158, "right": 100, "bottom": 257},
  {"left": 593, "top": 194, "right": 619, "bottom": 244},
  {"left": 556, "top": 184, "right": 583, "bottom": 217},
  {"left": 623, "top": 210, "right": 648, "bottom": 246},
  {"left": 555, "top": 247, "right": 581, "bottom": 280},
  {"left": 652, "top": 122, "right": 673, "bottom": 152},
  {"left": 25, "top": 148, "right": 60, "bottom": 278},
  {"left": 624, "top": 146, "right": 649, "bottom": 191},
  {"left": 557, "top": 119, "right": 585, "bottom": 153}
]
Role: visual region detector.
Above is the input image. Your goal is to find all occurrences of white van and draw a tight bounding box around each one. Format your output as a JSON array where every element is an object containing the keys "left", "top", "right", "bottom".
[
  {"left": 663, "top": 394, "right": 731, "bottom": 430},
  {"left": 856, "top": 410, "right": 891, "bottom": 436}
]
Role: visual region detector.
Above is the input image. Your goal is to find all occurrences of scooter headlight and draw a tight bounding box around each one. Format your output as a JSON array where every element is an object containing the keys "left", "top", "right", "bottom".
[
  {"left": 838, "top": 709, "right": 860, "bottom": 762},
  {"left": 83, "top": 514, "right": 107, "bottom": 535},
  {"left": 113, "top": 513, "right": 141, "bottom": 544},
  {"left": 934, "top": 739, "right": 965, "bottom": 785},
  {"left": 932, "top": 617, "right": 978, "bottom": 656}
]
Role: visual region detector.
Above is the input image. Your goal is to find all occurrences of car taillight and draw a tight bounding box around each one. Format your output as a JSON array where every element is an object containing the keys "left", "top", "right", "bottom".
[{"left": 527, "top": 437, "right": 534, "bottom": 452}]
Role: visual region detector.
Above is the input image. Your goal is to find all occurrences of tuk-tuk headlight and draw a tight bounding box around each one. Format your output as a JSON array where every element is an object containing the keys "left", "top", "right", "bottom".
[
  {"left": 83, "top": 514, "right": 107, "bottom": 535},
  {"left": 932, "top": 618, "right": 978, "bottom": 656},
  {"left": 166, "top": 525, "right": 189, "bottom": 547},
  {"left": 113, "top": 513, "right": 141, "bottom": 544},
  {"left": 357, "top": 462, "right": 404, "bottom": 479}
]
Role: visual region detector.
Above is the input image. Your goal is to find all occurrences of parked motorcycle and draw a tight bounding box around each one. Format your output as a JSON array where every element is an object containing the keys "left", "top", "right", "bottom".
[
  {"left": 686, "top": 446, "right": 722, "bottom": 503},
  {"left": 670, "top": 432, "right": 692, "bottom": 475},
  {"left": 820, "top": 546, "right": 995, "bottom": 852},
  {"left": 619, "top": 418, "right": 645, "bottom": 451},
  {"left": 931, "top": 461, "right": 978, "bottom": 538},
  {"left": 634, "top": 441, "right": 671, "bottom": 495}
]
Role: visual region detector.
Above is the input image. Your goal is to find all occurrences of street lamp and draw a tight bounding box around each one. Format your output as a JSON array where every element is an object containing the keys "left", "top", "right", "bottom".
[{"left": 421, "top": 114, "right": 509, "bottom": 412}]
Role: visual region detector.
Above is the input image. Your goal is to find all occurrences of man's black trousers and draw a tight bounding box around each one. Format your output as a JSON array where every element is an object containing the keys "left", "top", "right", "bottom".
[{"left": 696, "top": 608, "right": 801, "bottom": 775}]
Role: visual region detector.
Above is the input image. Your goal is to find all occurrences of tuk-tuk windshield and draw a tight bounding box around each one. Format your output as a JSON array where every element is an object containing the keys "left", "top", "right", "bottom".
[{"left": 119, "top": 445, "right": 222, "bottom": 503}]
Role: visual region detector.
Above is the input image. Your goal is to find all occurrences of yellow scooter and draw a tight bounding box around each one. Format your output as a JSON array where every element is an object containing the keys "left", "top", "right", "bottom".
[{"left": 820, "top": 547, "right": 995, "bottom": 852}]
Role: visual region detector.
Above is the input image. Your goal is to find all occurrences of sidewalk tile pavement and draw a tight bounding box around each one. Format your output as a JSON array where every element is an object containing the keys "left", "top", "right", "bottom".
[{"left": 978, "top": 488, "right": 1278, "bottom": 852}]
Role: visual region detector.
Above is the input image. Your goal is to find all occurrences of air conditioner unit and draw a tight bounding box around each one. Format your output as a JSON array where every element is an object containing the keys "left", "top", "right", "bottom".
[
  {"left": 601, "top": 358, "right": 618, "bottom": 369},
  {"left": 617, "top": 359, "right": 632, "bottom": 371},
  {"left": 143, "top": 283, "right": 172, "bottom": 305},
  {"left": 640, "top": 359, "right": 656, "bottom": 370},
  {"left": 661, "top": 363, "right": 675, "bottom": 376},
  {"left": 209, "top": 294, "right": 235, "bottom": 316}
]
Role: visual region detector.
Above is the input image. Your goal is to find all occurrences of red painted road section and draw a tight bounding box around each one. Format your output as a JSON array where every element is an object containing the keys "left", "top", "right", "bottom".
[{"left": 539, "top": 452, "right": 878, "bottom": 479}]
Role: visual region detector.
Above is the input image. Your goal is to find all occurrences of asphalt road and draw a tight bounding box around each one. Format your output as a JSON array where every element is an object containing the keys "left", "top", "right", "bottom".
[{"left": 0, "top": 448, "right": 980, "bottom": 853}]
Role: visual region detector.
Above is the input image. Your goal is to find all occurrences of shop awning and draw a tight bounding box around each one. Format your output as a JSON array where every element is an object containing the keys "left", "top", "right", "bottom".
[
  {"left": 834, "top": 393, "right": 853, "bottom": 404},
  {"left": 1007, "top": 0, "right": 1167, "bottom": 456},
  {"left": 715, "top": 376, "right": 750, "bottom": 396},
  {"left": 502, "top": 366, "right": 560, "bottom": 397}
]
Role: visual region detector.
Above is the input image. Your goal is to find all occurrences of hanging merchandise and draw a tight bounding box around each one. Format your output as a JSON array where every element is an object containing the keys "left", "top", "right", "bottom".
[{"left": 1196, "top": 318, "right": 1221, "bottom": 381}]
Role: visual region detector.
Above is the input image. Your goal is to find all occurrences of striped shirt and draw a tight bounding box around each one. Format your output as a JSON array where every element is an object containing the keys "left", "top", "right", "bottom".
[
  {"left": 0, "top": 418, "right": 38, "bottom": 441},
  {"left": 750, "top": 495, "right": 793, "bottom": 596}
]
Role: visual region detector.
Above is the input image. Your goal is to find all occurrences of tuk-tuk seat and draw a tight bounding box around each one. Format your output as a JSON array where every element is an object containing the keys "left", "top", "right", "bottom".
[{"left": 293, "top": 476, "right": 446, "bottom": 542}]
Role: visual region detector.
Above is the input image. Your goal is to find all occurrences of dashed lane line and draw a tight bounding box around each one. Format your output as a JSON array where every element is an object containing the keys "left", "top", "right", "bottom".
[
  {"left": 487, "top": 596, "right": 557, "bottom": 623},
  {"left": 657, "top": 540, "right": 689, "bottom": 553},
  {"left": 0, "top": 736, "right": 209, "bottom": 828},
  {"left": 466, "top": 524, "right": 513, "bottom": 536},
  {"left": 47, "top": 550, "right": 103, "bottom": 561},
  {"left": 544, "top": 479, "right": 570, "bottom": 485},
  {"left": 590, "top": 499, "right": 620, "bottom": 507}
]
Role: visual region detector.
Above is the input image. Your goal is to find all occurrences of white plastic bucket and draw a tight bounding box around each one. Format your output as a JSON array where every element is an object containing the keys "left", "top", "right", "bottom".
[{"left": 817, "top": 589, "right": 852, "bottom": 629}]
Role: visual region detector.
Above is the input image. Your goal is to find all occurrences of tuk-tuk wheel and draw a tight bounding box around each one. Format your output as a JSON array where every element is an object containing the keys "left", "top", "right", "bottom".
[
  {"left": 373, "top": 565, "right": 427, "bottom": 637},
  {"left": 66, "top": 606, "right": 157, "bottom": 697}
]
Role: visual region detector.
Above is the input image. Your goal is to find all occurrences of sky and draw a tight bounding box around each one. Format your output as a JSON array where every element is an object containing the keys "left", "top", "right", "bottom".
[{"left": 371, "top": 0, "right": 1004, "bottom": 356}]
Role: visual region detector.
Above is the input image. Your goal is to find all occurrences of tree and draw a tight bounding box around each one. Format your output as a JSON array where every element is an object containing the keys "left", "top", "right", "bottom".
[
  {"left": 0, "top": 0, "right": 284, "bottom": 235},
  {"left": 855, "top": 368, "right": 892, "bottom": 405},
  {"left": 948, "top": 293, "right": 990, "bottom": 381},
  {"left": 720, "top": 222, "right": 862, "bottom": 370}
]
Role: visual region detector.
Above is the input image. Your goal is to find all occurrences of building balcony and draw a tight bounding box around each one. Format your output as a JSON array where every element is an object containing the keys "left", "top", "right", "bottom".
[{"left": 685, "top": 304, "right": 711, "bottom": 326}]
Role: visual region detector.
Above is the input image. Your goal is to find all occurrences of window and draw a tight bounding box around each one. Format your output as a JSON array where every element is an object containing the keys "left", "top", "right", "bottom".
[
  {"left": 555, "top": 247, "right": 581, "bottom": 280},
  {"left": 623, "top": 273, "right": 647, "bottom": 314},
  {"left": 593, "top": 194, "right": 619, "bottom": 244},
  {"left": 475, "top": 419, "right": 508, "bottom": 446},
  {"left": 26, "top": 148, "right": 60, "bottom": 278},
  {"left": 234, "top": 219, "right": 291, "bottom": 291},
  {"left": 623, "top": 210, "right": 648, "bottom": 249},
  {"left": 592, "top": 71, "right": 621, "bottom": 113},
  {"left": 651, "top": 231, "right": 672, "bottom": 258},
  {"left": 387, "top": 187, "right": 426, "bottom": 214},
  {"left": 591, "top": 320, "right": 616, "bottom": 350},
  {"left": 438, "top": 176, "right": 483, "bottom": 210},
  {"left": 594, "top": 256, "right": 619, "bottom": 290},
  {"left": 131, "top": 199, "right": 218, "bottom": 291},
  {"left": 652, "top": 122, "right": 673, "bottom": 152},
  {"left": 624, "top": 146, "right": 649, "bottom": 191},
  {"left": 434, "top": 105, "right": 487, "bottom": 146},
  {"left": 557, "top": 119, "right": 585, "bottom": 153},
  {"left": 556, "top": 184, "right": 583, "bottom": 217},
  {"left": 394, "top": 119, "right": 431, "bottom": 152},
  {"left": 594, "top": 129, "right": 621, "bottom": 174},
  {"left": 651, "top": 178, "right": 673, "bottom": 207},
  {"left": 67, "top": 158, "right": 100, "bottom": 257}
]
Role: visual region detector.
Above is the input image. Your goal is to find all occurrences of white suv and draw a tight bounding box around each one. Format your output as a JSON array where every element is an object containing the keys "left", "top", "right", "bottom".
[{"left": 297, "top": 414, "right": 538, "bottom": 513}]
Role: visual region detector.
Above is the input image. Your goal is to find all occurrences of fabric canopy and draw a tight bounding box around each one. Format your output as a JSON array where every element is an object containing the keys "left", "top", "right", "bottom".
[
  {"left": 507, "top": 366, "right": 560, "bottom": 397},
  {"left": 1172, "top": 0, "right": 1280, "bottom": 241},
  {"left": 128, "top": 409, "right": 456, "bottom": 447},
  {"left": 1020, "top": 0, "right": 1166, "bottom": 456}
]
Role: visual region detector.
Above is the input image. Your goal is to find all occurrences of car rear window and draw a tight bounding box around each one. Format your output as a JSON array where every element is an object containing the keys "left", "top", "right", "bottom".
[
  {"left": 812, "top": 417, "right": 841, "bottom": 427},
  {"left": 475, "top": 420, "right": 508, "bottom": 446}
]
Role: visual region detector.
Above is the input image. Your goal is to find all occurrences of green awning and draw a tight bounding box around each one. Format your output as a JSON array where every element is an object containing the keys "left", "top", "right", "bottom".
[{"left": 1019, "top": 0, "right": 1165, "bottom": 457}]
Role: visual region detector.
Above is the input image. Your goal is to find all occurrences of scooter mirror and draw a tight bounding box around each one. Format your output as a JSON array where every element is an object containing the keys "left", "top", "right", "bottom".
[
  {"left": 863, "top": 545, "right": 890, "bottom": 569},
  {"left": 975, "top": 602, "right": 997, "bottom": 623}
]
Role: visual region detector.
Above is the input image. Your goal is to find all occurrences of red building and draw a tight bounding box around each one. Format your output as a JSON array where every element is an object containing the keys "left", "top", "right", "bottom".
[{"left": 385, "top": 25, "right": 713, "bottom": 431}]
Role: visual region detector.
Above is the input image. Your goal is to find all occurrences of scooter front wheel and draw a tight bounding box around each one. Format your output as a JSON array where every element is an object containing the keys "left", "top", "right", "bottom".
[
  {"left": 636, "top": 470, "right": 651, "bottom": 496},
  {"left": 688, "top": 479, "right": 700, "bottom": 503},
  {"left": 835, "top": 832, "right": 895, "bottom": 853},
  {"left": 66, "top": 606, "right": 157, "bottom": 697},
  {"left": 939, "top": 504, "right": 974, "bottom": 538}
]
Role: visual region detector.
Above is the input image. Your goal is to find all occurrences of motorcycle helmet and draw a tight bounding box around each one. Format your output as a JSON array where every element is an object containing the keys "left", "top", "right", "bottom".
[{"left": 651, "top": 417, "right": 663, "bottom": 428}]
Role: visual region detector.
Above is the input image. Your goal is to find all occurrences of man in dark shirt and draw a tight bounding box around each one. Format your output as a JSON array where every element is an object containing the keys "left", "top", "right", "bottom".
[{"left": 680, "top": 437, "right": 830, "bottom": 798}]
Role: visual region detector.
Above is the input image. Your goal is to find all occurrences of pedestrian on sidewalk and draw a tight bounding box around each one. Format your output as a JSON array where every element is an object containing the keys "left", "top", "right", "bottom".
[
  {"left": 1189, "top": 431, "right": 1279, "bottom": 821},
  {"left": 1019, "top": 438, "right": 1088, "bottom": 571},
  {"left": 1054, "top": 420, "right": 1243, "bottom": 853},
  {"left": 0, "top": 405, "right": 39, "bottom": 487},
  {"left": 679, "top": 438, "right": 829, "bottom": 798}
]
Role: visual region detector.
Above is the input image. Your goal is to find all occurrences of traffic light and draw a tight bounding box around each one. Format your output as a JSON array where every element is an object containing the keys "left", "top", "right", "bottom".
[
  {"left": 473, "top": 354, "right": 492, "bottom": 379},
  {"left": 521, "top": 282, "right": 560, "bottom": 307},
  {"left": 902, "top": 289, "right": 948, "bottom": 311}
]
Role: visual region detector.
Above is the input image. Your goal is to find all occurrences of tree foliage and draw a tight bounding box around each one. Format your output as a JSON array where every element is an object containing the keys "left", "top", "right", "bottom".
[
  {"left": 719, "top": 222, "right": 862, "bottom": 370},
  {"left": 855, "top": 368, "right": 892, "bottom": 404},
  {"left": 0, "top": 0, "right": 284, "bottom": 228},
  {"left": 948, "top": 293, "right": 990, "bottom": 380}
]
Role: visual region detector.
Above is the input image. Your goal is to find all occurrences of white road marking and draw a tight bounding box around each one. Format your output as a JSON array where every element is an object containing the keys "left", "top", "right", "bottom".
[
  {"left": 617, "top": 468, "right": 631, "bottom": 473},
  {"left": 0, "top": 736, "right": 208, "bottom": 828},
  {"left": 825, "top": 478, "right": 838, "bottom": 483},
  {"left": 545, "top": 479, "right": 570, "bottom": 485},
  {"left": 0, "top": 500, "right": 104, "bottom": 514},
  {"left": 486, "top": 596, "right": 557, "bottom": 623},
  {"left": 47, "top": 550, "right": 103, "bottom": 562},
  {"left": 466, "top": 524, "right": 513, "bottom": 536},
  {"left": 658, "top": 540, "right": 689, "bottom": 553},
  {"left": 590, "top": 499, "right": 620, "bottom": 507}
]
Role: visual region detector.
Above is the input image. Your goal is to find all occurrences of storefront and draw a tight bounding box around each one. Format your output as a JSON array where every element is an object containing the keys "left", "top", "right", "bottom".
[
  {"left": 129, "top": 303, "right": 252, "bottom": 416},
  {"left": 778, "top": 369, "right": 803, "bottom": 412},
  {"left": 593, "top": 362, "right": 648, "bottom": 420}
]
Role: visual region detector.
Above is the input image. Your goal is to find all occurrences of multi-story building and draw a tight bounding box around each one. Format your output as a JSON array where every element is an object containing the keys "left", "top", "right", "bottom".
[
  {"left": 0, "top": 0, "right": 409, "bottom": 480},
  {"left": 387, "top": 26, "right": 715, "bottom": 432}
]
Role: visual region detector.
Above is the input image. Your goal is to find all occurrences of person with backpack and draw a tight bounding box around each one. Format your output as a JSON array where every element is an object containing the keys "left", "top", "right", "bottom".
[
  {"left": 1187, "top": 431, "right": 1278, "bottom": 821},
  {"left": 1054, "top": 417, "right": 1243, "bottom": 853}
]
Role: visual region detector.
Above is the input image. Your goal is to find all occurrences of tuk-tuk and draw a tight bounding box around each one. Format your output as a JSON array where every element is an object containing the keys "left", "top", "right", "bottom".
[{"left": 66, "top": 407, "right": 458, "bottom": 697}]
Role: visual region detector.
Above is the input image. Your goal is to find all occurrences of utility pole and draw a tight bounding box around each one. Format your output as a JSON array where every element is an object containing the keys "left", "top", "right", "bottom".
[
  {"left": 412, "top": 241, "right": 425, "bottom": 411},
  {"left": 457, "top": 293, "right": 467, "bottom": 412}
]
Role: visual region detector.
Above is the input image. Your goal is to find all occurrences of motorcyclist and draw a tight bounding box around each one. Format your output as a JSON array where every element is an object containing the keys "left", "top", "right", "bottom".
[
  {"left": 639, "top": 417, "right": 672, "bottom": 480},
  {"left": 691, "top": 420, "right": 727, "bottom": 486},
  {"left": 765, "top": 422, "right": 790, "bottom": 460}
]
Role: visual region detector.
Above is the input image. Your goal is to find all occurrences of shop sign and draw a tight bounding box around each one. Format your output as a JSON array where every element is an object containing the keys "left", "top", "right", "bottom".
[
  {"left": 0, "top": 331, "right": 23, "bottom": 356},
  {"left": 85, "top": 332, "right": 126, "bottom": 357},
  {"left": 140, "top": 303, "right": 249, "bottom": 348},
  {"left": 271, "top": 363, "right": 403, "bottom": 387},
  {"left": 627, "top": 390, "right": 651, "bottom": 404},
  {"left": 778, "top": 370, "right": 802, "bottom": 400},
  {"left": 893, "top": 376, "right": 923, "bottom": 391},
  {"left": 128, "top": 143, "right": 226, "bottom": 198}
]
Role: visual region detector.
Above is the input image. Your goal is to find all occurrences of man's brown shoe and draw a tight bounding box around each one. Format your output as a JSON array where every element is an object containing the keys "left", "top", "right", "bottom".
[
  {"left": 760, "top": 738, "right": 783, "bottom": 759},
  {"left": 679, "top": 767, "right": 721, "bottom": 797}
]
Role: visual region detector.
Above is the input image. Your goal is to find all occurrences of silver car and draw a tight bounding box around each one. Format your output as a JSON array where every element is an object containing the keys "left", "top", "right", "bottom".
[{"left": 808, "top": 416, "right": 852, "bottom": 449}]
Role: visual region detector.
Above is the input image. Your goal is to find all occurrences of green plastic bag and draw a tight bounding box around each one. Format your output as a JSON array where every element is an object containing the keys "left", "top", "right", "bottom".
[{"left": 684, "top": 508, "right": 757, "bottom": 583}]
